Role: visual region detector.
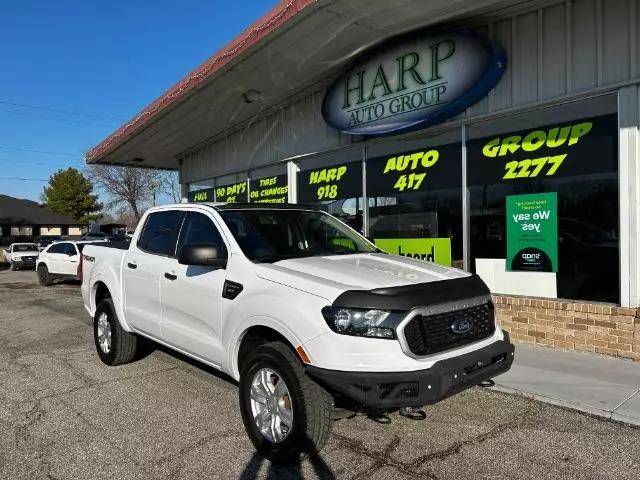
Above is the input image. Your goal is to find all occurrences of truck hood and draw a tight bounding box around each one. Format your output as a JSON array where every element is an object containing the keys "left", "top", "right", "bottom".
[{"left": 255, "top": 253, "right": 468, "bottom": 301}]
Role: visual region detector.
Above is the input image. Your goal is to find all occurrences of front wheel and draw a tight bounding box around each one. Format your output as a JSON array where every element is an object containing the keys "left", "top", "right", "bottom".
[
  {"left": 239, "top": 341, "right": 334, "bottom": 462},
  {"left": 9, "top": 262, "right": 17, "bottom": 271}
]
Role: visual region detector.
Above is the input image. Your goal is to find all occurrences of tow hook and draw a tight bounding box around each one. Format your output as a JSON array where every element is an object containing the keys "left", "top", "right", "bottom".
[
  {"left": 478, "top": 379, "right": 495, "bottom": 388},
  {"left": 367, "top": 414, "right": 392, "bottom": 424},
  {"left": 399, "top": 406, "right": 426, "bottom": 420}
]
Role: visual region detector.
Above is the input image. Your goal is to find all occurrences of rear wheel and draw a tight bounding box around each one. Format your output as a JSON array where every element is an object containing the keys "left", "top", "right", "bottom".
[
  {"left": 239, "top": 341, "right": 333, "bottom": 462},
  {"left": 37, "top": 265, "right": 52, "bottom": 286},
  {"left": 93, "top": 299, "right": 138, "bottom": 366}
]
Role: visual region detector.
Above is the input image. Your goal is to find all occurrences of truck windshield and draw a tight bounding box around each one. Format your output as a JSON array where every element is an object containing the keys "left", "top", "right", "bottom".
[
  {"left": 219, "top": 209, "right": 378, "bottom": 262},
  {"left": 13, "top": 244, "right": 38, "bottom": 252}
]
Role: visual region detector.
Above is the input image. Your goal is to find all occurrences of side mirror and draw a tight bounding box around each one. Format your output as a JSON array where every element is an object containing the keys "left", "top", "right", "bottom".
[{"left": 178, "top": 244, "right": 227, "bottom": 268}]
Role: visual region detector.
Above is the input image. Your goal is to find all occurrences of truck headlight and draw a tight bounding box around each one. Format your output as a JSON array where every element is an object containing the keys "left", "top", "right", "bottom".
[
  {"left": 321, "top": 307, "right": 402, "bottom": 339},
  {"left": 11, "top": 256, "right": 20, "bottom": 261}
]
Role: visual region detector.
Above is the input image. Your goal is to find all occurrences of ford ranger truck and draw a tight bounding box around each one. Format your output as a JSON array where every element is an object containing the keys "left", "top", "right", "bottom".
[
  {"left": 81, "top": 203, "right": 514, "bottom": 461},
  {"left": 4, "top": 243, "right": 39, "bottom": 270}
]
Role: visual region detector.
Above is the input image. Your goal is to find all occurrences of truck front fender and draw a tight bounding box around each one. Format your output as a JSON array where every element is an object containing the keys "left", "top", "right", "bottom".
[{"left": 226, "top": 315, "right": 309, "bottom": 382}]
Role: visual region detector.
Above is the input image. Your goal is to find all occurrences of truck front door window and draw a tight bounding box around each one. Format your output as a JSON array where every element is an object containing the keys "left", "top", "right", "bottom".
[{"left": 176, "top": 212, "right": 227, "bottom": 258}]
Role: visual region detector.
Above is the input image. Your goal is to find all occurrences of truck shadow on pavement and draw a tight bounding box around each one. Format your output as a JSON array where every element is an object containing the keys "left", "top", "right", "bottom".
[
  {"left": 142, "top": 341, "right": 239, "bottom": 385},
  {"left": 239, "top": 445, "right": 336, "bottom": 480}
]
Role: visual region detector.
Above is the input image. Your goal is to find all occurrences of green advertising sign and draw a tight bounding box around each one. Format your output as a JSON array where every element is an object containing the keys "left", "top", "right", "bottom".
[
  {"left": 216, "top": 181, "right": 248, "bottom": 203},
  {"left": 373, "top": 238, "right": 452, "bottom": 266},
  {"left": 506, "top": 192, "right": 558, "bottom": 272},
  {"left": 367, "top": 142, "right": 461, "bottom": 196},
  {"left": 188, "top": 187, "right": 214, "bottom": 203},
  {"left": 298, "top": 162, "right": 362, "bottom": 203},
  {"left": 467, "top": 113, "right": 617, "bottom": 186},
  {"left": 249, "top": 174, "right": 288, "bottom": 204}
]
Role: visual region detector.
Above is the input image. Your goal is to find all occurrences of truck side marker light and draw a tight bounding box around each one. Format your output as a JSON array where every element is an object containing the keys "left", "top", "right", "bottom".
[{"left": 296, "top": 346, "right": 311, "bottom": 364}]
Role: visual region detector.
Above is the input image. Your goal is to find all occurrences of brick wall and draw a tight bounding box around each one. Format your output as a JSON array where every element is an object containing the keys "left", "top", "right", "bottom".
[{"left": 493, "top": 295, "right": 640, "bottom": 361}]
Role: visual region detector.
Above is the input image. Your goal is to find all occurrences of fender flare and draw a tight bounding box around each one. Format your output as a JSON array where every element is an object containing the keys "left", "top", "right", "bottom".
[
  {"left": 227, "top": 315, "right": 305, "bottom": 381},
  {"left": 90, "top": 275, "right": 132, "bottom": 332}
]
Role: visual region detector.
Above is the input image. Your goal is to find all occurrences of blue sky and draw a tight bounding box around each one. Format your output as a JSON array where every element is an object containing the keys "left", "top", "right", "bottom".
[{"left": 0, "top": 0, "right": 274, "bottom": 202}]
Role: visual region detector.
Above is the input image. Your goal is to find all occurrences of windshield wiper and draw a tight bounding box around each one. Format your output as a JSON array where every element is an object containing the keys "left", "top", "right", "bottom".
[{"left": 252, "top": 253, "right": 306, "bottom": 263}]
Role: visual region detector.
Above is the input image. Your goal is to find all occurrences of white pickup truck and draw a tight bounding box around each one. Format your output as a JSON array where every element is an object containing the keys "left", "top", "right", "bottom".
[
  {"left": 3, "top": 243, "right": 39, "bottom": 270},
  {"left": 81, "top": 203, "right": 514, "bottom": 460}
]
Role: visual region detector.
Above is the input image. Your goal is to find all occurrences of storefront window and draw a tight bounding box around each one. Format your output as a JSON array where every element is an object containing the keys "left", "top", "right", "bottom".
[
  {"left": 467, "top": 95, "right": 619, "bottom": 303},
  {"left": 367, "top": 130, "right": 463, "bottom": 267},
  {"left": 249, "top": 164, "right": 288, "bottom": 204},
  {"left": 297, "top": 148, "right": 364, "bottom": 232}
]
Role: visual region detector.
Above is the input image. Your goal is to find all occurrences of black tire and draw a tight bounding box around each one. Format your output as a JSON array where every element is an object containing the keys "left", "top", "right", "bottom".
[
  {"left": 239, "top": 341, "right": 333, "bottom": 462},
  {"left": 93, "top": 298, "right": 138, "bottom": 366},
  {"left": 37, "top": 265, "right": 52, "bottom": 286},
  {"left": 9, "top": 262, "right": 17, "bottom": 271}
]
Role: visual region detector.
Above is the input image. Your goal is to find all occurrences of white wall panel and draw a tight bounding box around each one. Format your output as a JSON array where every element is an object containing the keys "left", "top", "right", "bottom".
[
  {"left": 541, "top": 3, "right": 567, "bottom": 98},
  {"left": 513, "top": 12, "right": 539, "bottom": 105},
  {"left": 571, "top": 0, "right": 598, "bottom": 91},
  {"left": 601, "top": 0, "right": 631, "bottom": 85},
  {"left": 183, "top": 0, "right": 640, "bottom": 183}
]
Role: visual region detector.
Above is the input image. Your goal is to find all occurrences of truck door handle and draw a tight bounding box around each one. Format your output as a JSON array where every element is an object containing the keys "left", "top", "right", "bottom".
[
  {"left": 164, "top": 272, "right": 177, "bottom": 281},
  {"left": 127, "top": 262, "right": 137, "bottom": 269}
]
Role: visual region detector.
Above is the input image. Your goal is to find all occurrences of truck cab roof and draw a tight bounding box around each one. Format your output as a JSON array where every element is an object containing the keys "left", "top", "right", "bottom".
[{"left": 200, "top": 202, "right": 319, "bottom": 211}]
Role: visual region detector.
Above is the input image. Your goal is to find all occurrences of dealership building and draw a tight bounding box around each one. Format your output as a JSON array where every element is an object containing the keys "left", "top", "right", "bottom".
[
  {"left": 86, "top": 0, "right": 640, "bottom": 360},
  {"left": 0, "top": 194, "right": 85, "bottom": 244}
]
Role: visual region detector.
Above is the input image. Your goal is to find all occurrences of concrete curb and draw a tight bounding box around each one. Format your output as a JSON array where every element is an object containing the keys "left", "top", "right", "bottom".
[{"left": 491, "top": 385, "right": 640, "bottom": 428}]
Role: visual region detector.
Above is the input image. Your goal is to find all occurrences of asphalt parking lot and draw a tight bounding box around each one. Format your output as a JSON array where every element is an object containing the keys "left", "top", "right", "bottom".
[{"left": 1, "top": 269, "right": 639, "bottom": 480}]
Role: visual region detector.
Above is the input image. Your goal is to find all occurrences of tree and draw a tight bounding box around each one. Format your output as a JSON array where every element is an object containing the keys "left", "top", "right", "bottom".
[
  {"left": 87, "top": 165, "right": 160, "bottom": 221},
  {"left": 156, "top": 171, "right": 181, "bottom": 203},
  {"left": 41, "top": 167, "right": 102, "bottom": 222}
]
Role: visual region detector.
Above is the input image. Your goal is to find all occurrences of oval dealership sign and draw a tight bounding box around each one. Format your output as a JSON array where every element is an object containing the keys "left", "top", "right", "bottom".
[{"left": 322, "top": 30, "right": 506, "bottom": 135}]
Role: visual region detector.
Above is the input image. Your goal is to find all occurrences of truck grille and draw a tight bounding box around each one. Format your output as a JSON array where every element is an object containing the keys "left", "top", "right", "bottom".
[{"left": 401, "top": 301, "right": 495, "bottom": 356}]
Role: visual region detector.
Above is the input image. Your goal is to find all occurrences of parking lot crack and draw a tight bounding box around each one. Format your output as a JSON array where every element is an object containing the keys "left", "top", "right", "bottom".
[
  {"left": 14, "top": 399, "right": 47, "bottom": 447},
  {"left": 332, "top": 434, "right": 438, "bottom": 480},
  {"left": 156, "top": 429, "right": 245, "bottom": 480}
]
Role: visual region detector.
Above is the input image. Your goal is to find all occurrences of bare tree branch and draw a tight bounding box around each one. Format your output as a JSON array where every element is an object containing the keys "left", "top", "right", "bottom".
[
  {"left": 156, "top": 171, "right": 181, "bottom": 203},
  {"left": 86, "top": 165, "right": 160, "bottom": 221}
]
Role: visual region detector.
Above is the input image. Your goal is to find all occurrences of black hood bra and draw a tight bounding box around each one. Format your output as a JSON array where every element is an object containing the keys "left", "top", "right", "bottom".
[{"left": 331, "top": 274, "right": 491, "bottom": 311}]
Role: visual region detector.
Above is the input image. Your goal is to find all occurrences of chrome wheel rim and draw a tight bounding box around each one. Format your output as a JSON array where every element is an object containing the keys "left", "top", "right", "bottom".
[
  {"left": 249, "top": 368, "right": 293, "bottom": 443},
  {"left": 96, "top": 312, "right": 112, "bottom": 354}
]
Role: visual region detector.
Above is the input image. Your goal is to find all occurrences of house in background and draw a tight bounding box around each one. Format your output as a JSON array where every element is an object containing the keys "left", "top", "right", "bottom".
[{"left": 0, "top": 194, "right": 86, "bottom": 245}]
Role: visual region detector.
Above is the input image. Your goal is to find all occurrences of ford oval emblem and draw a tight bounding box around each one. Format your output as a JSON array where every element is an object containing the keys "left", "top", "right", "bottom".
[{"left": 451, "top": 318, "right": 473, "bottom": 335}]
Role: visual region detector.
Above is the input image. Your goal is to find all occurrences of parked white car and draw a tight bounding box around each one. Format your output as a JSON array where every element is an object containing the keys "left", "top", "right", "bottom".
[
  {"left": 3, "top": 243, "right": 39, "bottom": 270},
  {"left": 36, "top": 240, "right": 105, "bottom": 285},
  {"left": 81, "top": 203, "right": 514, "bottom": 461}
]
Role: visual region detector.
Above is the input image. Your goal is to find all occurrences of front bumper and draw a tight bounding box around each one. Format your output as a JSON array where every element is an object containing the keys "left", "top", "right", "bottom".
[
  {"left": 11, "top": 258, "right": 37, "bottom": 266},
  {"left": 305, "top": 334, "right": 514, "bottom": 409}
]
